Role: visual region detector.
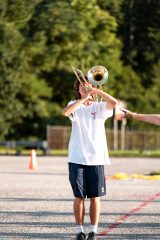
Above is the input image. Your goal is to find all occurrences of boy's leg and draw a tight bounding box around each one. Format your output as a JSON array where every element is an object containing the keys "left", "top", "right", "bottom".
[
  {"left": 86, "top": 165, "right": 105, "bottom": 239},
  {"left": 86, "top": 198, "right": 100, "bottom": 239},
  {"left": 89, "top": 197, "right": 100, "bottom": 225},
  {"left": 74, "top": 197, "right": 86, "bottom": 239},
  {"left": 74, "top": 197, "right": 85, "bottom": 225}
]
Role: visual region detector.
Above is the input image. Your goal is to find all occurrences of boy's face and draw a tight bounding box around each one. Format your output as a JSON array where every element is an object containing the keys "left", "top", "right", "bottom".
[{"left": 79, "top": 82, "right": 95, "bottom": 98}]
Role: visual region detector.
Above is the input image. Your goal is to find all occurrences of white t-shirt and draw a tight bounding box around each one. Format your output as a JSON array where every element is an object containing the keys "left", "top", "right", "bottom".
[{"left": 67, "top": 100, "right": 113, "bottom": 165}]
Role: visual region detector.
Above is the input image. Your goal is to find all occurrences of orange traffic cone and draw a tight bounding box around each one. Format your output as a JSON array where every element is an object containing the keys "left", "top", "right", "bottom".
[{"left": 28, "top": 149, "right": 37, "bottom": 170}]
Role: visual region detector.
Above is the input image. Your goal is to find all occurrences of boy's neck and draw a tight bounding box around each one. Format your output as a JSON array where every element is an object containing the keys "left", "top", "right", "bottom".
[{"left": 83, "top": 100, "right": 93, "bottom": 106}]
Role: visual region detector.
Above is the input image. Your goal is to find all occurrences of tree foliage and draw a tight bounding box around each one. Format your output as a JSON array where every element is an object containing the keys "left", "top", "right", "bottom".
[
  {"left": 0, "top": 0, "right": 52, "bottom": 139},
  {"left": 0, "top": 0, "right": 159, "bottom": 139},
  {"left": 118, "top": 0, "right": 160, "bottom": 86}
]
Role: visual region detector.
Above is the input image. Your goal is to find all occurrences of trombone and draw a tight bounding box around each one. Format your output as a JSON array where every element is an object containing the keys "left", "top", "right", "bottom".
[{"left": 72, "top": 65, "right": 108, "bottom": 101}]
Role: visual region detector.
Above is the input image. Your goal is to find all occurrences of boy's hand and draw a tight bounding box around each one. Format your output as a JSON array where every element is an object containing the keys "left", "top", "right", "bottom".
[{"left": 82, "top": 92, "right": 93, "bottom": 101}]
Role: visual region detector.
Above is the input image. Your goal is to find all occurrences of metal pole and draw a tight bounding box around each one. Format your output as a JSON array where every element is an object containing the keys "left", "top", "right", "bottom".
[
  {"left": 114, "top": 118, "right": 118, "bottom": 150},
  {"left": 121, "top": 118, "right": 127, "bottom": 150}
]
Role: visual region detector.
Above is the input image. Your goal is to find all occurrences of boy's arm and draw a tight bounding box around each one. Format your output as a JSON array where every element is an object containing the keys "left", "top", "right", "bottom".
[
  {"left": 62, "top": 92, "right": 91, "bottom": 117},
  {"left": 93, "top": 88, "right": 117, "bottom": 109},
  {"left": 62, "top": 99, "right": 85, "bottom": 117}
]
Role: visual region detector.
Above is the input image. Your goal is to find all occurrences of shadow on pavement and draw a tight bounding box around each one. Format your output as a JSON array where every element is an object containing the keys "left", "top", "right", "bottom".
[{"left": 0, "top": 197, "right": 160, "bottom": 203}]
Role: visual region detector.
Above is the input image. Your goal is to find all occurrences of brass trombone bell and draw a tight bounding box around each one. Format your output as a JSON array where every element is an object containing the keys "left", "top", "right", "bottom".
[
  {"left": 72, "top": 65, "right": 108, "bottom": 87},
  {"left": 87, "top": 65, "right": 108, "bottom": 86}
]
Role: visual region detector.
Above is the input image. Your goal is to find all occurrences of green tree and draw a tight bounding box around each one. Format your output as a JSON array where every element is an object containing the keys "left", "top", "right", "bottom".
[
  {"left": 145, "top": 61, "right": 160, "bottom": 113},
  {"left": 1, "top": 0, "right": 158, "bottom": 140},
  {"left": 98, "top": 0, "right": 160, "bottom": 123},
  {"left": 0, "top": 0, "right": 52, "bottom": 139},
  {"left": 119, "top": 0, "right": 160, "bottom": 87},
  {"left": 28, "top": 0, "right": 141, "bottom": 114}
]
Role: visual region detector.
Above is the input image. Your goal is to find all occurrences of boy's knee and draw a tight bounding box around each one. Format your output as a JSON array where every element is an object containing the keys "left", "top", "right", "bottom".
[
  {"left": 75, "top": 197, "right": 84, "bottom": 203},
  {"left": 90, "top": 197, "right": 100, "bottom": 203}
]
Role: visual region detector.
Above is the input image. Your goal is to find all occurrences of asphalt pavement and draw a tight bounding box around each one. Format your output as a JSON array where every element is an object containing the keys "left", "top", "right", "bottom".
[{"left": 0, "top": 156, "right": 160, "bottom": 240}]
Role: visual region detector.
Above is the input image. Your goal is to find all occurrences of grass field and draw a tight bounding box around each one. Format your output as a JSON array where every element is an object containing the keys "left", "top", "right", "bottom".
[
  {"left": 0, "top": 147, "right": 160, "bottom": 158},
  {"left": 50, "top": 149, "right": 160, "bottom": 158}
]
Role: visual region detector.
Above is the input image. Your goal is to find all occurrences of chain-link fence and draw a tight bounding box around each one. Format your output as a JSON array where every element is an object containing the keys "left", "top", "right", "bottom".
[{"left": 47, "top": 125, "right": 160, "bottom": 150}]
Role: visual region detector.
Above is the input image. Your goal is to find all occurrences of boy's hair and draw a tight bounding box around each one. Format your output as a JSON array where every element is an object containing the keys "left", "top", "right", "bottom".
[
  {"left": 73, "top": 74, "right": 88, "bottom": 99},
  {"left": 74, "top": 79, "right": 81, "bottom": 99}
]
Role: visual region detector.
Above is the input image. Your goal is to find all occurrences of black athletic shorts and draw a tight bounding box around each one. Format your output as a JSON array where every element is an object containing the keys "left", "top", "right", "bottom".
[{"left": 68, "top": 163, "right": 106, "bottom": 198}]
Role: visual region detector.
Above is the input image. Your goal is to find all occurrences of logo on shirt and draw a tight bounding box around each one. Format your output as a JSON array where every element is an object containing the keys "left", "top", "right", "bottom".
[
  {"left": 101, "top": 187, "right": 105, "bottom": 193},
  {"left": 91, "top": 112, "right": 96, "bottom": 120}
]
